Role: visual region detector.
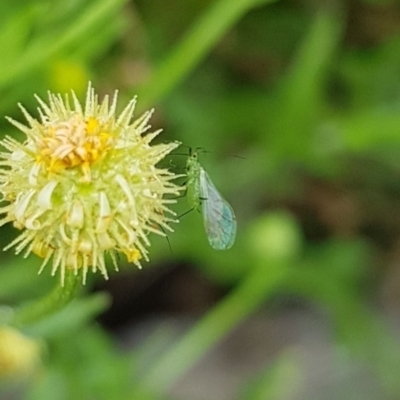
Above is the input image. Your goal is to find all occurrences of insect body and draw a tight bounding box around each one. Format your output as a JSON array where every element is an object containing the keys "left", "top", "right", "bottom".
[{"left": 186, "top": 151, "right": 236, "bottom": 250}]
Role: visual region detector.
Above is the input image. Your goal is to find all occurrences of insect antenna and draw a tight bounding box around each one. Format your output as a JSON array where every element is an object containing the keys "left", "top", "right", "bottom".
[
  {"left": 196, "top": 147, "right": 246, "bottom": 160},
  {"left": 170, "top": 144, "right": 194, "bottom": 157}
]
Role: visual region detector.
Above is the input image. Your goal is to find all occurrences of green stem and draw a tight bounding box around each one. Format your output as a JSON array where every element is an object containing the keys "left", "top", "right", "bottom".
[
  {"left": 11, "top": 271, "right": 80, "bottom": 328},
  {"left": 140, "top": 261, "right": 289, "bottom": 393},
  {"left": 137, "top": 0, "right": 279, "bottom": 110},
  {"left": 0, "top": 0, "right": 128, "bottom": 88}
]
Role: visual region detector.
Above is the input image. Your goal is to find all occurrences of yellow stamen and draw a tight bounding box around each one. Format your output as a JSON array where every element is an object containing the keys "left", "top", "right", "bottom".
[{"left": 124, "top": 248, "right": 142, "bottom": 263}]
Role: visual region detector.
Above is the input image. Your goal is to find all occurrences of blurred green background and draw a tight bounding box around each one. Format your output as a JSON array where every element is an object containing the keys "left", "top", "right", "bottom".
[{"left": 3, "top": 0, "right": 400, "bottom": 399}]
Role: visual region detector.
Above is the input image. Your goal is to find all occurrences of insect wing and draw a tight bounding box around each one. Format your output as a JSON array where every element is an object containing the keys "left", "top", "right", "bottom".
[{"left": 199, "top": 169, "right": 236, "bottom": 250}]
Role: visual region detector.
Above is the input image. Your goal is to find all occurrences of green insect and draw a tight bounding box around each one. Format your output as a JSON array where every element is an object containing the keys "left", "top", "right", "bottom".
[{"left": 186, "top": 150, "right": 236, "bottom": 250}]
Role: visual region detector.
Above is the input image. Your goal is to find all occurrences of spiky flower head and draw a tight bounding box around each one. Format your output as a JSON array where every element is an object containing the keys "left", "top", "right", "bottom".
[
  {"left": 0, "top": 327, "right": 41, "bottom": 377},
  {"left": 0, "top": 83, "right": 181, "bottom": 284}
]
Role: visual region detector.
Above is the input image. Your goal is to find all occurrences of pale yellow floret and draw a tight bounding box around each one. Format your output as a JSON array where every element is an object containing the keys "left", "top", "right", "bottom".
[
  {"left": 123, "top": 247, "right": 142, "bottom": 264},
  {"left": 0, "top": 327, "right": 41, "bottom": 377}
]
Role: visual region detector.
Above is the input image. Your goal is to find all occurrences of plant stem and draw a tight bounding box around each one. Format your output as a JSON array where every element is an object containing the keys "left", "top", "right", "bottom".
[
  {"left": 137, "top": 0, "right": 279, "bottom": 110},
  {"left": 11, "top": 271, "right": 80, "bottom": 328},
  {"left": 140, "top": 261, "right": 289, "bottom": 393},
  {"left": 0, "top": 0, "right": 127, "bottom": 88}
]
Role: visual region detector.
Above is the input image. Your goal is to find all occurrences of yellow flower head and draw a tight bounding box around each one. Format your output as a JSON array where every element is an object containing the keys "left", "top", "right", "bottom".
[
  {"left": 0, "top": 327, "right": 41, "bottom": 378},
  {"left": 0, "top": 83, "right": 181, "bottom": 284}
]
